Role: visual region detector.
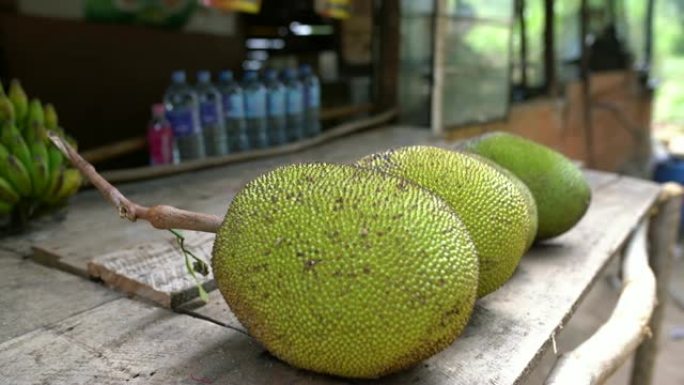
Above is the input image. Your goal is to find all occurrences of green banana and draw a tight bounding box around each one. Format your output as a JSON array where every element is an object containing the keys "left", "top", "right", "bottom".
[
  {"left": 44, "top": 165, "right": 65, "bottom": 202},
  {"left": 24, "top": 98, "right": 45, "bottom": 141},
  {"left": 1, "top": 123, "right": 32, "bottom": 170},
  {"left": 44, "top": 145, "right": 64, "bottom": 199},
  {"left": 3, "top": 155, "right": 32, "bottom": 196},
  {"left": 8, "top": 154, "right": 32, "bottom": 196},
  {"left": 0, "top": 97, "right": 14, "bottom": 125},
  {"left": 44, "top": 103, "right": 58, "bottom": 131},
  {"left": 29, "top": 140, "right": 49, "bottom": 197},
  {"left": 47, "top": 168, "right": 81, "bottom": 204},
  {"left": 0, "top": 200, "right": 12, "bottom": 215},
  {"left": 29, "top": 140, "right": 48, "bottom": 162},
  {"left": 48, "top": 144, "right": 63, "bottom": 171},
  {"left": 8, "top": 80, "right": 28, "bottom": 128},
  {"left": 0, "top": 80, "right": 5, "bottom": 97},
  {"left": 0, "top": 176, "right": 20, "bottom": 204},
  {"left": 25, "top": 99, "right": 45, "bottom": 142}
]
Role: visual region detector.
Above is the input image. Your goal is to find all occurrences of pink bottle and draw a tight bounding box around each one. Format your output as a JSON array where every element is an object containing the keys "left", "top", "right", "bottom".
[{"left": 147, "top": 103, "right": 175, "bottom": 165}]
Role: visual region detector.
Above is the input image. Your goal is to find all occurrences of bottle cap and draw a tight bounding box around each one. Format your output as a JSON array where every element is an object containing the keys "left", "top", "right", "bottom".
[
  {"left": 299, "top": 64, "right": 312, "bottom": 76},
  {"left": 244, "top": 71, "right": 258, "bottom": 82},
  {"left": 197, "top": 70, "right": 211, "bottom": 83},
  {"left": 263, "top": 68, "right": 278, "bottom": 81},
  {"left": 151, "top": 103, "right": 166, "bottom": 117},
  {"left": 282, "top": 68, "right": 297, "bottom": 80},
  {"left": 171, "top": 70, "right": 186, "bottom": 83},
  {"left": 219, "top": 70, "right": 233, "bottom": 82}
]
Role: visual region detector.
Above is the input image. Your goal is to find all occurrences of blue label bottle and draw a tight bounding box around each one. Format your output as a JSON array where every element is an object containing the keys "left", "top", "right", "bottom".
[
  {"left": 217, "top": 70, "right": 249, "bottom": 152},
  {"left": 196, "top": 70, "right": 228, "bottom": 157},
  {"left": 163, "top": 70, "right": 205, "bottom": 161},
  {"left": 300, "top": 64, "right": 321, "bottom": 137},
  {"left": 282, "top": 68, "right": 304, "bottom": 142},
  {"left": 263, "top": 68, "right": 287, "bottom": 146},
  {"left": 242, "top": 71, "right": 269, "bottom": 149}
]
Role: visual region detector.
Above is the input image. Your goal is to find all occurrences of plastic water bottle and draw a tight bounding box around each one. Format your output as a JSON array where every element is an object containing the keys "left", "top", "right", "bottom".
[
  {"left": 242, "top": 71, "right": 268, "bottom": 149},
  {"left": 217, "top": 70, "right": 249, "bottom": 152},
  {"left": 282, "top": 68, "right": 304, "bottom": 142},
  {"left": 300, "top": 64, "right": 321, "bottom": 137},
  {"left": 263, "top": 69, "right": 287, "bottom": 146},
  {"left": 147, "top": 103, "right": 174, "bottom": 166},
  {"left": 164, "top": 71, "right": 204, "bottom": 161},
  {"left": 195, "top": 70, "right": 227, "bottom": 157}
]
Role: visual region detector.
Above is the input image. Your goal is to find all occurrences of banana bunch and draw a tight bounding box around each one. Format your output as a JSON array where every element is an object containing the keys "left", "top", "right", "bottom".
[{"left": 0, "top": 79, "right": 82, "bottom": 220}]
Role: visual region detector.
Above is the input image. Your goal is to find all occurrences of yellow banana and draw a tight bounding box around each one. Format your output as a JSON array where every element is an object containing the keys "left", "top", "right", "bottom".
[
  {"left": 8, "top": 80, "right": 28, "bottom": 128},
  {"left": 0, "top": 175, "right": 20, "bottom": 204},
  {"left": 44, "top": 103, "right": 58, "bottom": 131},
  {"left": 0, "top": 199, "right": 12, "bottom": 215}
]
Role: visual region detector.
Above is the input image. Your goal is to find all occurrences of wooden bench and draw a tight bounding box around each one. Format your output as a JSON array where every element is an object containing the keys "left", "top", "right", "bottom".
[{"left": 0, "top": 126, "right": 676, "bottom": 384}]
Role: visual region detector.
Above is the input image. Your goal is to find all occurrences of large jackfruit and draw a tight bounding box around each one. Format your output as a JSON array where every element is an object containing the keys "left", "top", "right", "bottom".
[
  {"left": 212, "top": 163, "right": 479, "bottom": 379},
  {"left": 357, "top": 146, "right": 535, "bottom": 297}
]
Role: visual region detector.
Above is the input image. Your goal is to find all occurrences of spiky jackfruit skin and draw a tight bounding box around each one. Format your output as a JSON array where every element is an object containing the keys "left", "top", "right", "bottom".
[
  {"left": 212, "top": 163, "right": 479, "bottom": 379},
  {"left": 357, "top": 146, "right": 533, "bottom": 297},
  {"left": 462, "top": 152, "right": 538, "bottom": 250},
  {"left": 459, "top": 132, "right": 591, "bottom": 240}
]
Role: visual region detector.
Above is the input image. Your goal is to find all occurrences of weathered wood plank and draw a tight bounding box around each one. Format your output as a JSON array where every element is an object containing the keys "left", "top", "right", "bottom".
[
  {"left": 0, "top": 250, "right": 119, "bottom": 343},
  {"left": 87, "top": 231, "right": 215, "bottom": 308}
]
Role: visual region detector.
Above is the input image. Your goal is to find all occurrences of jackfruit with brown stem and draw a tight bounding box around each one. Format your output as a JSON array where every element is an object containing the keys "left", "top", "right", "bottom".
[{"left": 212, "top": 163, "right": 479, "bottom": 379}]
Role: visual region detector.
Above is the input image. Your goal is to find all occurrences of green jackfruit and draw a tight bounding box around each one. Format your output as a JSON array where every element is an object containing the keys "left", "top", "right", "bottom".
[
  {"left": 212, "top": 163, "right": 478, "bottom": 379},
  {"left": 463, "top": 152, "right": 538, "bottom": 250},
  {"left": 459, "top": 132, "right": 591, "bottom": 240},
  {"left": 357, "top": 145, "right": 534, "bottom": 297}
]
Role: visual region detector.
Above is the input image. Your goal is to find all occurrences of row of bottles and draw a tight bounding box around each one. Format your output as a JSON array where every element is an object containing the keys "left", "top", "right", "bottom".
[{"left": 148, "top": 66, "right": 321, "bottom": 165}]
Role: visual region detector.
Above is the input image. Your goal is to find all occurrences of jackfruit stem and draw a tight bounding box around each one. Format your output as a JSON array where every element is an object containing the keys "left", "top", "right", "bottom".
[{"left": 47, "top": 131, "right": 222, "bottom": 233}]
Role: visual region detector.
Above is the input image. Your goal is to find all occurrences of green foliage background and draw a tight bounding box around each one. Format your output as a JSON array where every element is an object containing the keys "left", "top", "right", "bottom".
[{"left": 652, "top": 0, "right": 684, "bottom": 126}]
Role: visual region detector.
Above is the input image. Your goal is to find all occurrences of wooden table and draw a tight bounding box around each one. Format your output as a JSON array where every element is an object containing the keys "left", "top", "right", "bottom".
[{"left": 0, "top": 126, "right": 675, "bottom": 385}]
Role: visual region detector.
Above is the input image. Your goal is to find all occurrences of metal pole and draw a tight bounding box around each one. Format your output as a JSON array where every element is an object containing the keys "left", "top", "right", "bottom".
[
  {"left": 644, "top": 0, "right": 655, "bottom": 71},
  {"left": 543, "top": 0, "right": 556, "bottom": 94},
  {"left": 579, "top": 0, "right": 595, "bottom": 167}
]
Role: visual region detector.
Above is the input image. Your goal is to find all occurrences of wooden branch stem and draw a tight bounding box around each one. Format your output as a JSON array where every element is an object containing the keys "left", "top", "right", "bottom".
[
  {"left": 47, "top": 132, "right": 222, "bottom": 233},
  {"left": 545, "top": 221, "right": 656, "bottom": 385}
]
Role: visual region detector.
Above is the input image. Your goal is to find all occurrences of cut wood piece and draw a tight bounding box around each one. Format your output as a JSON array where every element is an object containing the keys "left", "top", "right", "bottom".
[
  {"left": 177, "top": 289, "right": 247, "bottom": 333},
  {"left": 544, "top": 222, "right": 656, "bottom": 385},
  {"left": 0, "top": 250, "right": 119, "bottom": 343},
  {"left": 87, "top": 231, "right": 215, "bottom": 308}
]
